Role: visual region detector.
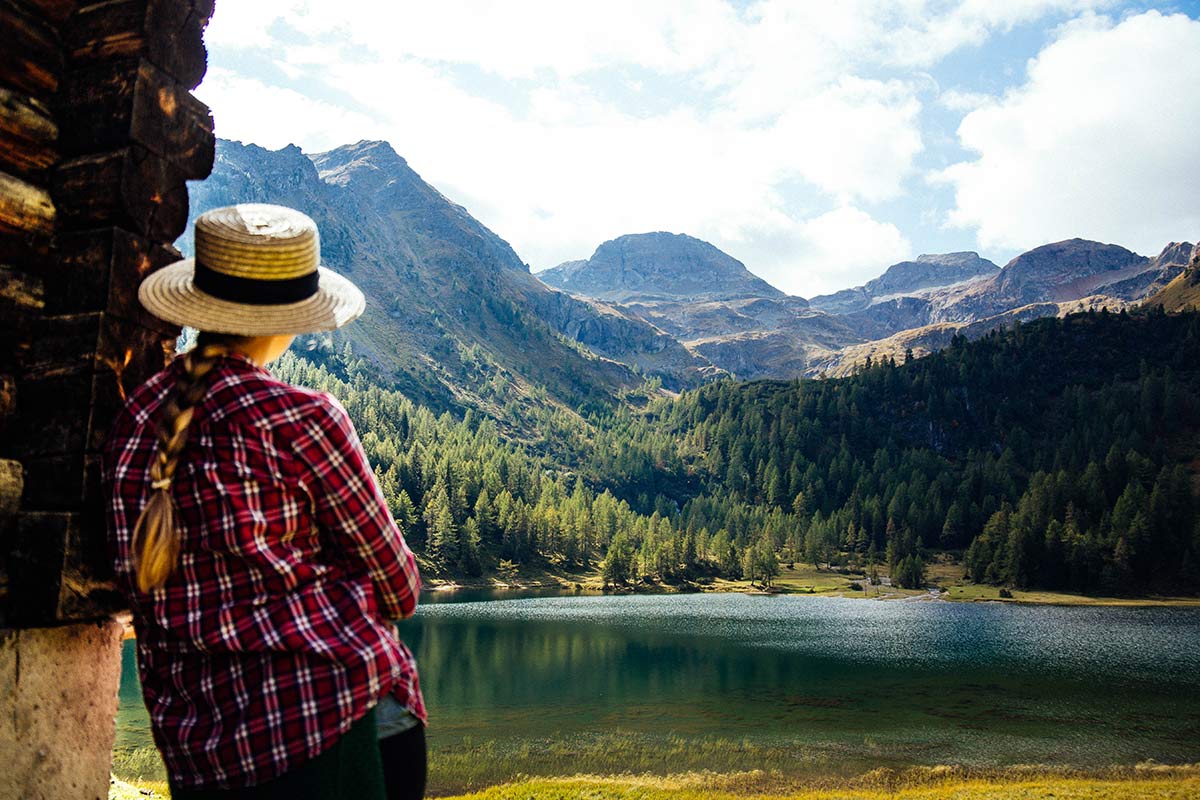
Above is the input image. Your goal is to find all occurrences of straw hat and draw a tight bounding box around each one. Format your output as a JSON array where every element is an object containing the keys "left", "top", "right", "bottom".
[{"left": 139, "top": 204, "right": 366, "bottom": 335}]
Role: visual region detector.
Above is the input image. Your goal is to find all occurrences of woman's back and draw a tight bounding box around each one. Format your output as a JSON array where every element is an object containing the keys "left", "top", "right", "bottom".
[{"left": 105, "top": 349, "right": 424, "bottom": 790}]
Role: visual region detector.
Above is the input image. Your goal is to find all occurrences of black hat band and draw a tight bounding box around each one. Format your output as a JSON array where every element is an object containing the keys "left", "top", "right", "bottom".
[{"left": 194, "top": 259, "right": 321, "bottom": 305}]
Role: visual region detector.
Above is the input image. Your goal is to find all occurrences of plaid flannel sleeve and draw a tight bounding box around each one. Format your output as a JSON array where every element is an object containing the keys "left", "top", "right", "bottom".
[{"left": 290, "top": 392, "right": 421, "bottom": 619}]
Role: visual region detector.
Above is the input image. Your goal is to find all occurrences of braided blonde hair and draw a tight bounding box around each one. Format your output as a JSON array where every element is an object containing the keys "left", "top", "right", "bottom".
[{"left": 132, "top": 333, "right": 251, "bottom": 593}]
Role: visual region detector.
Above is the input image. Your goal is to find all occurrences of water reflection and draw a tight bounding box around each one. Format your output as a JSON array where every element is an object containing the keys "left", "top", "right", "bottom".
[
  {"left": 399, "top": 594, "right": 1200, "bottom": 765},
  {"left": 118, "top": 593, "right": 1200, "bottom": 789}
]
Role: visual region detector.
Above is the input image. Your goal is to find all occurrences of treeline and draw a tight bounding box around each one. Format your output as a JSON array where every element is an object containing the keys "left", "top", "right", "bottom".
[
  {"left": 272, "top": 353, "right": 696, "bottom": 581},
  {"left": 283, "top": 307, "right": 1200, "bottom": 596},
  {"left": 650, "top": 308, "right": 1200, "bottom": 594}
]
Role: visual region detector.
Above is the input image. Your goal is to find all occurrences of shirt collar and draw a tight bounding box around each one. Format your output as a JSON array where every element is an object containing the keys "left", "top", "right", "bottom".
[{"left": 170, "top": 348, "right": 269, "bottom": 375}]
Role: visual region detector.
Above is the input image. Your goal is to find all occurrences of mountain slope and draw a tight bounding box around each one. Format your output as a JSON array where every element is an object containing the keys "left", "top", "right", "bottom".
[
  {"left": 831, "top": 239, "right": 1183, "bottom": 343},
  {"left": 538, "top": 232, "right": 785, "bottom": 302},
  {"left": 809, "top": 252, "right": 998, "bottom": 315},
  {"left": 1144, "top": 245, "right": 1200, "bottom": 311},
  {"left": 184, "top": 140, "right": 716, "bottom": 420},
  {"left": 538, "top": 233, "right": 865, "bottom": 377}
]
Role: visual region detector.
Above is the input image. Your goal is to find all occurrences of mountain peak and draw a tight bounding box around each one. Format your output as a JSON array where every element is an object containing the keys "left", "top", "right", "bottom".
[
  {"left": 809, "top": 252, "right": 998, "bottom": 314},
  {"left": 310, "top": 140, "right": 411, "bottom": 190},
  {"left": 539, "top": 231, "right": 784, "bottom": 302},
  {"left": 995, "top": 239, "right": 1147, "bottom": 303},
  {"left": 1151, "top": 241, "right": 1196, "bottom": 267}
]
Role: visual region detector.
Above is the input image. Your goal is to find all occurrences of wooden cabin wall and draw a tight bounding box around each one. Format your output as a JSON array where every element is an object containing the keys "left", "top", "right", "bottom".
[
  {"left": 0, "top": 2, "right": 215, "bottom": 795},
  {"left": 1, "top": 0, "right": 215, "bottom": 625}
]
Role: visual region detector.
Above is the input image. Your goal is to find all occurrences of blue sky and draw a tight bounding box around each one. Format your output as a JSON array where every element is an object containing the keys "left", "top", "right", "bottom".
[{"left": 197, "top": 1, "right": 1200, "bottom": 298}]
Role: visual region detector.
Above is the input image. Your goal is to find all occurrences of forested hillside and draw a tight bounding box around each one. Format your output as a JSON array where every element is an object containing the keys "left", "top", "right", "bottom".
[{"left": 281, "top": 308, "right": 1200, "bottom": 596}]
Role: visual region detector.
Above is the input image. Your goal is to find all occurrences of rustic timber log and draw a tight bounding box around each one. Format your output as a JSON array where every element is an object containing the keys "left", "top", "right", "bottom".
[
  {"left": 68, "top": 0, "right": 213, "bottom": 89},
  {"left": 53, "top": 145, "right": 189, "bottom": 240},
  {"left": 9, "top": 369, "right": 90, "bottom": 456},
  {"left": 20, "top": 0, "right": 76, "bottom": 25},
  {"left": 19, "top": 452, "right": 83, "bottom": 510},
  {"left": 60, "top": 58, "right": 213, "bottom": 176},
  {"left": 0, "top": 459, "right": 21, "bottom": 516},
  {"left": 0, "top": 266, "right": 46, "bottom": 342},
  {"left": 49, "top": 227, "right": 179, "bottom": 322},
  {"left": 0, "top": 87, "right": 58, "bottom": 177},
  {"left": 17, "top": 310, "right": 173, "bottom": 388},
  {"left": 0, "top": 375, "right": 15, "bottom": 435},
  {"left": 8, "top": 510, "right": 119, "bottom": 623},
  {"left": 93, "top": 312, "right": 177, "bottom": 409},
  {"left": 0, "top": 0, "right": 64, "bottom": 98},
  {"left": 0, "top": 169, "right": 55, "bottom": 236}
]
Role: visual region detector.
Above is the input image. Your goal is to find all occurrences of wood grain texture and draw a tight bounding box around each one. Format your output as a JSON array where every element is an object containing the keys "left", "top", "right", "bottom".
[
  {"left": 0, "top": 169, "right": 55, "bottom": 236},
  {"left": 0, "top": 87, "right": 58, "bottom": 177},
  {"left": 68, "top": 0, "right": 211, "bottom": 89},
  {"left": 0, "top": 0, "right": 64, "bottom": 98},
  {"left": 59, "top": 58, "right": 213, "bottom": 176},
  {"left": 52, "top": 145, "right": 188, "bottom": 239}
]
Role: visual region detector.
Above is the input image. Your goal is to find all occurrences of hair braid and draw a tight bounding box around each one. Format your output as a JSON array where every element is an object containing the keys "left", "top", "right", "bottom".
[{"left": 132, "top": 338, "right": 238, "bottom": 593}]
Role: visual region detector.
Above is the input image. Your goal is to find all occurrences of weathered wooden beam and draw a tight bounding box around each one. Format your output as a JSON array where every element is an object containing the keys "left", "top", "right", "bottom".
[
  {"left": 5, "top": 310, "right": 170, "bottom": 454},
  {"left": 20, "top": 311, "right": 102, "bottom": 378},
  {"left": 0, "top": 0, "right": 64, "bottom": 98},
  {"left": 8, "top": 370, "right": 90, "bottom": 456},
  {"left": 67, "top": 0, "right": 212, "bottom": 89},
  {"left": 60, "top": 58, "right": 213, "bottom": 177},
  {"left": 0, "top": 87, "right": 58, "bottom": 178},
  {"left": 0, "top": 375, "right": 15, "bottom": 437},
  {"left": 0, "top": 459, "right": 22, "bottom": 516},
  {"left": 0, "top": 169, "right": 55, "bottom": 236},
  {"left": 94, "top": 311, "right": 175, "bottom": 397},
  {"left": 19, "top": 452, "right": 82, "bottom": 511},
  {"left": 0, "top": 266, "right": 45, "bottom": 334},
  {"left": 6, "top": 511, "right": 69, "bottom": 624},
  {"left": 7, "top": 510, "right": 120, "bottom": 623},
  {"left": 52, "top": 145, "right": 188, "bottom": 240},
  {"left": 18, "top": 309, "right": 172, "bottom": 381},
  {"left": 17, "top": 0, "right": 78, "bottom": 26},
  {"left": 48, "top": 227, "right": 179, "bottom": 322}
]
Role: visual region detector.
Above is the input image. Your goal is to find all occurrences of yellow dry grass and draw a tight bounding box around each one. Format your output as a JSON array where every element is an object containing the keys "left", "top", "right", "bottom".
[{"left": 440, "top": 765, "right": 1200, "bottom": 800}]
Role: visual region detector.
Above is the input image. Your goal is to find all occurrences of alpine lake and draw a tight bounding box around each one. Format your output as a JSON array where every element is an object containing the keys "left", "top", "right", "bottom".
[{"left": 114, "top": 590, "right": 1200, "bottom": 795}]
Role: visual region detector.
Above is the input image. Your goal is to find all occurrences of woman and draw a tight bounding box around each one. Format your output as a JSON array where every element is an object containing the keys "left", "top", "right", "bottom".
[{"left": 104, "top": 204, "right": 426, "bottom": 799}]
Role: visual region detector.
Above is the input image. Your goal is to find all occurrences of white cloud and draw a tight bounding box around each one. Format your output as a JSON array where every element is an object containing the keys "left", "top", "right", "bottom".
[
  {"left": 196, "top": 0, "right": 1167, "bottom": 301},
  {"left": 195, "top": 69, "right": 387, "bottom": 151},
  {"left": 732, "top": 207, "right": 913, "bottom": 297},
  {"left": 936, "top": 11, "right": 1200, "bottom": 254},
  {"left": 937, "top": 88, "right": 994, "bottom": 111}
]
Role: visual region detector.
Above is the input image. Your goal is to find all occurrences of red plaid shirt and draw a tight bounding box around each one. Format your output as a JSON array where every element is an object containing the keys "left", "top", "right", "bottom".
[{"left": 104, "top": 351, "right": 425, "bottom": 789}]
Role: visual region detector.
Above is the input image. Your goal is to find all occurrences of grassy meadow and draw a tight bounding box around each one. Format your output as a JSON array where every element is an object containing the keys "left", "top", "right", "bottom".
[
  {"left": 424, "top": 557, "right": 1200, "bottom": 607},
  {"left": 112, "top": 765, "right": 1200, "bottom": 800}
]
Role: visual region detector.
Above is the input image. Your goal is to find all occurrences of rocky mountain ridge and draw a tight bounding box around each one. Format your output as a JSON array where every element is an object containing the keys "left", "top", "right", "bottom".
[
  {"left": 184, "top": 140, "right": 718, "bottom": 420},
  {"left": 809, "top": 252, "right": 998, "bottom": 315},
  {"left": 543, "top": 232, "right": 1195, "bottom": 379},
  {"left": 184, "top": 137, "right": 1195, "bottom": 406},
  {"left": 538, "top": 232, "right": 786, "bottom": 303}
]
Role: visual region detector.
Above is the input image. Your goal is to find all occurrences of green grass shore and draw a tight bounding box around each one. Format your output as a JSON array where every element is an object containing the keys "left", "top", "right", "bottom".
[
  {"left": 113, "top": 765, "right": 1200, "bottom": 800},
  {"left": 424, "top": 558, "right": 1200, "bottom": 608}
]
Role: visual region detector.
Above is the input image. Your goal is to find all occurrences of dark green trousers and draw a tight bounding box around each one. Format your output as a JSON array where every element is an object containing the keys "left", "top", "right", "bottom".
[{"left": 169, "top": 709, "right": 386, "bottom": 800}]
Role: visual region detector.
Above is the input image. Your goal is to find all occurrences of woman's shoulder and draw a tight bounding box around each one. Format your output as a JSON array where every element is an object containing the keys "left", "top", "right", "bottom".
[{"left": 207, "top": 359, "right": 346, "bottom": 430}]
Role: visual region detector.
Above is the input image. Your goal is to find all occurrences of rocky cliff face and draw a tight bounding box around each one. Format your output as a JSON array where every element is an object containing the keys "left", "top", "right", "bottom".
[
  {"left": 538, "top": 232, "right": 786, "bottom": 302},
  {"left": 185, "top": 142, "right": 1195, "bottom": 392},
  {"left": 537, "top": 232, "right": 864, "bottom": 377},
  {"left": 832, "top": 239, "right": 1187, "bottom": 342},
  {"left": 184, "top": 140, "right": 716, "bottom": 415},
  {"left": 989, "top": 239, "right": 1148, "bottom": 306},
  {"left": 809, "top": 252, "right": 998, "bottom": 315},
  {"left": 1144, "top": 244, "right": 1200, "bottom": 312}
]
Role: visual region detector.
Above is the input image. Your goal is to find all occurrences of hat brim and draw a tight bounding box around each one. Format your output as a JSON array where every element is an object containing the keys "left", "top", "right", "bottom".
[{"left": 138, "top": 259, "right": 366, "bottom": 336}]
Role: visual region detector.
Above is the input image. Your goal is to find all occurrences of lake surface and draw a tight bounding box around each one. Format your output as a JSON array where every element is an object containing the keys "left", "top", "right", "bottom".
[{"left": 116, "top": 593, "right": 1200, "bottom": 792}]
